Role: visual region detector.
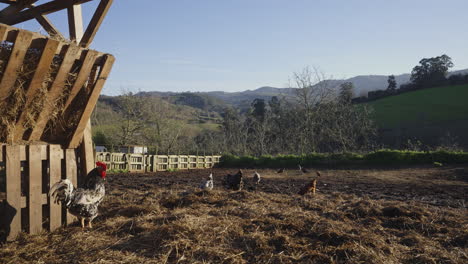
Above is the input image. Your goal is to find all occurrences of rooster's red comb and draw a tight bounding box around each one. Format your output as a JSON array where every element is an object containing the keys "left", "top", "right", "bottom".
[{"left": 96, "top": 161, "right": 107, "bottom": 171}]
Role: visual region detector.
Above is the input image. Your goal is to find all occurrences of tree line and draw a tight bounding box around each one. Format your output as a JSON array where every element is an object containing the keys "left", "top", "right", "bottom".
[{"left": 92, "top": 68, "right": 377, "bottom": 156}]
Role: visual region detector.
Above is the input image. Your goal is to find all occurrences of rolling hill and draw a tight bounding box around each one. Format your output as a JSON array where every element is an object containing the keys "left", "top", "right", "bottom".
[{"left": 365, "top": 84, "right": 468, "bottom": 149}]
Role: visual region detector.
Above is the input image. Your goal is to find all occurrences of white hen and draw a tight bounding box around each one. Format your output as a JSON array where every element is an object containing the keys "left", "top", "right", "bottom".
[{"left": 200, "top": 173, "right": 214, "bottom": 191}]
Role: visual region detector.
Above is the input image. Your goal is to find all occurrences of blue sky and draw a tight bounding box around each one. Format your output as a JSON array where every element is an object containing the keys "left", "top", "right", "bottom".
[{"left": 9, "top": 0, "right": 468, "bottom": 95}]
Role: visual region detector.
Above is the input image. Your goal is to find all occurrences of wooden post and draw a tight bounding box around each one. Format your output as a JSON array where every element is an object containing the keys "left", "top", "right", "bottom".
[
  {"left": 28, "top": 145, "right": 43, "bottom": 234},
  {"left": 48, "top": 144, "right": 62, "bottom": 231},
  {"left": 65, "top": 149, "right": 77, "bottom": 225},
  {"left": 6, "top": 145, "right": 21, "bottom": 241}
]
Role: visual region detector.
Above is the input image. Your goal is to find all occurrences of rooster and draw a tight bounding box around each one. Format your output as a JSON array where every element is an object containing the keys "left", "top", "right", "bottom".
[
  {"left": 199, "top": 173, "right": 214, "bottom": 191},
  {"left": 49, "top": 162, "right": 107, "bottom": 228},
  {"left": 226, "top": 169, "right": 244, "bottom": 191}
]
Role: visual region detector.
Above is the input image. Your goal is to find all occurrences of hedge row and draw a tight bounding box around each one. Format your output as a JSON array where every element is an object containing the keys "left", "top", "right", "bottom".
[{"left": 219, "top": 150, "right": 468, "bottom": 168}]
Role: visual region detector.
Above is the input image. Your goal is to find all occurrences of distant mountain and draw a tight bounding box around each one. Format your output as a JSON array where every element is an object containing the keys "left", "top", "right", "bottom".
[{"left": 128, "top": 68, "right": 468, "bottom": 110}]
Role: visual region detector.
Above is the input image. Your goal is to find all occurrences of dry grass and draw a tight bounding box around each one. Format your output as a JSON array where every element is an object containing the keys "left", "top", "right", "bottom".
[
  {"left": 0, "top": 40, "right": 82, "bottom": 143},
  {"left": 0, "top": 166, "right": 467, "bottom": 263}
]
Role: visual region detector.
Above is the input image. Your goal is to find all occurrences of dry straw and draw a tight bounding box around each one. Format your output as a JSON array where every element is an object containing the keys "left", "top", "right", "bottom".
[{"left": 0, "top": 39, "right": 84, "bottom": 144}]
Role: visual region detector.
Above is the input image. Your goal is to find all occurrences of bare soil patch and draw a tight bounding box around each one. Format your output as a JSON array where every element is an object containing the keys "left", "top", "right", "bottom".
[{"left": 1, "top": 166, "right": 467, "bottom": 263}]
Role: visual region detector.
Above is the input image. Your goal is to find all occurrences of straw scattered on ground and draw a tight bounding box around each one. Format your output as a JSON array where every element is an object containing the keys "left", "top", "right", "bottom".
[{"left": 0, "top": 166, "right": 467, "bottom": 264}]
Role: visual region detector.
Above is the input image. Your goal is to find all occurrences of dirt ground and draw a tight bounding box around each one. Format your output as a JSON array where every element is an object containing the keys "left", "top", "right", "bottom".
[{"left": 1, "top": 166, "right": 467, "bottom": 263}]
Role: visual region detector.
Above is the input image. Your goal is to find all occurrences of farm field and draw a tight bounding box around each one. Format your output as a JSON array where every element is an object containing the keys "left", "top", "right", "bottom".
[
  {"left": 367, "top": 84, "right": 468, "bottom": 128},
  {"left": 1, "top": 167, "right": 467, "bottom": 264}
]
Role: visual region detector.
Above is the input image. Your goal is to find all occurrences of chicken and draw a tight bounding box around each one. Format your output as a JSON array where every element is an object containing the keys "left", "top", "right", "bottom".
[
  {"left": 200, "top": 173, "right": 214, "bottom": 191},
  {"left": 298, "top": 171, "right": 321, "bottom": 195},
  {"left": 276, "top": 168, "right": 285, "bottom": 173},
  {"left": 298, "top": 179, "right": 317, "bottom": 195},
  {"left": 252, "top": 171, "right": 261, "bottom": 185},
  {"left": 225, "top": 169, "right": 244, "bottom": 191},
  {"left": 298, "top": 164, "right": 309, "bottom": 173},
  {"left": 49, "top": 162, "right": 107, "bottom": 228}
]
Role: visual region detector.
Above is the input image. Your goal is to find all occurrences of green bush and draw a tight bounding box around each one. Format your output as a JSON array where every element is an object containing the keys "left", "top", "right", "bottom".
[{"left": 219, "top": 150, "right": 468, "bottom": 168}]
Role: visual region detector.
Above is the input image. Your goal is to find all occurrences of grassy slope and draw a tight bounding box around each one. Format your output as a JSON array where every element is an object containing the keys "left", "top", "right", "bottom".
[{"left": 366, "top": 84, "right": 468, "bottom": 128}]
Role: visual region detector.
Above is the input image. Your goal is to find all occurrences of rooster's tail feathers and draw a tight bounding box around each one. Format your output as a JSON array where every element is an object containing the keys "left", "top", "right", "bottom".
[{"left": 49, "top": 179, "right": 74, "bottom": 207}]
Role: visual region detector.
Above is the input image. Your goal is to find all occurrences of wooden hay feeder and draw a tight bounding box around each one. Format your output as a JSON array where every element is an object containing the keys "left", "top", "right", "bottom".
[
  {"left": 0, "top": 23, "right": 114, "bottom": 241},
  {"left": 0, "top": 23, "right": 115, "bottom": 147}
]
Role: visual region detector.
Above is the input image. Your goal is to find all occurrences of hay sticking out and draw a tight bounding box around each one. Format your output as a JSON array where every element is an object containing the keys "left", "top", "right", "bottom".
[{"left": 0, "top": 39, "right": 87, "bottom": 144}]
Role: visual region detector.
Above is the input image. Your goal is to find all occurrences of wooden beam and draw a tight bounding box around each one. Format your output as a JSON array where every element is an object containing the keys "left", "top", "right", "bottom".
[
  {"left": 0, "top": 1, "right": 18, "bottom": 4},
  {"left": 12, "top": 38, "right": 60, "bottom": 141},
  {"left": 79, "top": 0, "right": 113, "bottom": 48},
  {"left": 0, "top": 30, "right": 33, "bottom": 101},
  {"left": 67, "top": 4, "right": 83, "bottom": 43},
  {"left": 28, "top": 44, "right": 81, "bottom": 141},
  {"left": 0, "top": 0, "right": 37, "bottom": 20},
  {"left": 3, "top": 0, "right": 93, "bottom": 25},
  {"left": 34, "top": 13, "right": 64, "bottom": 40},
  {"left": 68, "top": 54, "right": 115, "bottom": 148}
]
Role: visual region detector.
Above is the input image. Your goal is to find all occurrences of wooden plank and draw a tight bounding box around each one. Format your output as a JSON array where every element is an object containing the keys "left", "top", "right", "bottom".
[
  {"left": 48, "top": 144, "right": 62, "bottom": 231},
  {"left": 65, "top": 149, "right": 77, "bottom": 225},
  {"left": 79, "top": 0, "right": 113, "bottom": 48},
  {"left": 6, "top": 145, "right": 21, "bottom": 241},
  {"left": 28, "top": 44, "right": 81, "bottom": 141},
  {"left": 68, "top": 54, "right": 115, "bottom": 148},
  {"left": 3, "top": 0, "right": 93, "bottom": 25},
  {"left": 12, "top": 38, "right": 60, "bottom": 142},
  {"left": 28, "top": 145, "right": 43, "bottom": 234},
  {"left": 67, "top": 4, "right": 83, "bottom": 43},
  {"left": 63, "top": 50, "right": 98, "bottom": 110},
  {"left": 0, "top": 23, "right": 8, "bottom": 40},
  {"left": 80, "top": 120, "right": 95, "bottom": 177},
  {"left": 20, "top": 194, "right": 47, "bottom": 208},
  {"left": 0, "top": 30, "right": 33, "bottom": 101},
  {"left": 19, "top": 145, "right": 26, "bottom": 161}
]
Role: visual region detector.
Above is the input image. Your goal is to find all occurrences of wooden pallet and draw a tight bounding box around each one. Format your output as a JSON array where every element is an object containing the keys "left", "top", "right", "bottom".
[
  {"left": 0, "top": 23, "right": 115, "bottom": 148},
  {"left": 0, "top": 144, "right": 80, "bottom": 241}
]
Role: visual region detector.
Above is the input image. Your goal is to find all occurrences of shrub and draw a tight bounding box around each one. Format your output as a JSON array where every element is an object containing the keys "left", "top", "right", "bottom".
[{"left": 219, "top": 150, "right": 468, "bottom": 168}]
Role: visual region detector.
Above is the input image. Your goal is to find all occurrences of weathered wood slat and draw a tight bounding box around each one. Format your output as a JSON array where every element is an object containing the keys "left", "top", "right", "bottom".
[
  {"left": 79, "top": 0, "right": 113, "bottom": 48},
  {"left": 28, "top": 44, "right": 81, "bottom": 141},
  {"left": 20, "top": 194, "right": 48, "bottom": 208},
  {"left": 48, "top": 144, "right": 62, "bottom": 231},
  {"left": 12, "top": 38, "right": 60, "bottom": 141},
  {"left": 68, "top": 54, "right": 115, "bottom": 148},
  {"left": 0, "top": 30, "right": 33, "bottom": 101},
  {"left": 0, "top": 23, "right": 8, "bottom": 41},
  {"left": 6, "top": 145, "right": 21, "bottom": 241},
  {"left": 28, "top": 144, "right": 43, "bottom": 234},
  {"left": 63, "top": 50, "right": 98, "bottom": 110},
  {"left": 65, "top": 148, "right": 77, "bottom": 225}
]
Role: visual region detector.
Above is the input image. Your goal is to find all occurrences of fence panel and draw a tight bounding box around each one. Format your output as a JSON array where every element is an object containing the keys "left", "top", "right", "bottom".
[
  {"left": 95, "top": 152, "right": 221, "bottom": 172},
  {"left": 0, "top": 144, "right": 79, "bottom": 241}
]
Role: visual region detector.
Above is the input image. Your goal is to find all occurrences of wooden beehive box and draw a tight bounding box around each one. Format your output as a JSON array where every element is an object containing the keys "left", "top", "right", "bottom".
[{"left": 0, "top": 23, "right": 115, "bottom": 148}]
